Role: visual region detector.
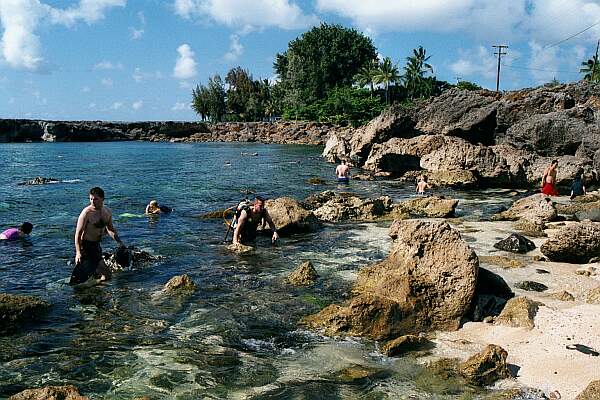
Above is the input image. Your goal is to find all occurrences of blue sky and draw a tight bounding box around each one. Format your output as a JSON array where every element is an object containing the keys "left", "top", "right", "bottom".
[{"left": 1, "top": 0, "right": 599, "bottom": 121}]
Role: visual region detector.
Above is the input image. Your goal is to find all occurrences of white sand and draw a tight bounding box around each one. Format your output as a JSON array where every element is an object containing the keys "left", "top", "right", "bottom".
[{"left": 431, "top": 220, "right": 600, "bottom": 400}]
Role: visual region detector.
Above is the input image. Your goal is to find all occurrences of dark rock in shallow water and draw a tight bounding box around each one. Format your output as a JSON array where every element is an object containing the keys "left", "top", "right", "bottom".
[
  {"left": 18, "top": 177, "right": 60, "bottom": 185},
  {"left": 381, "top": 334, "right": 434, "bottom": 357},
  {"left": 287, "top": 261, "right": 319, "bottom": 286},
  {"left": 458, "top": 344, "right": 510, "bottom": 386},
  {"left": 468, "top": 267, "right": 514, "bottom": 322},
  {"left": 163, "top": 274, "right": 197, "bottom": 294},
  {"left": 493, "top": 233, "right": 536, "bottom": 254},
  {"left": 515, "top": 281, "right": 548, "bottom": 292},
  {"left": 0, "top": 293, "right": 51, "bottom": 333},
  {"left": 103, "top": 246, "right": 162, "bottom": 271}
]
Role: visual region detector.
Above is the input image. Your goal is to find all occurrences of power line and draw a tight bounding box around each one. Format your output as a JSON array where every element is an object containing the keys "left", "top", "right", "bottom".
[
  {"left": 543, "top": 20, "right": 600, "bottom": 49},
  {"left": 501, "top": 64, "right": 582, "bottom": 75}
]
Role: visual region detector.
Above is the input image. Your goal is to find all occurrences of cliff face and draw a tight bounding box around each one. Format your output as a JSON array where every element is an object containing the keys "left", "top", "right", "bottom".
[
  {"left": 0, "top": 119, "right": 344, "bottom": 145},
  {"left": 323, "top": 81, "right": 600, "bottom": 188}
]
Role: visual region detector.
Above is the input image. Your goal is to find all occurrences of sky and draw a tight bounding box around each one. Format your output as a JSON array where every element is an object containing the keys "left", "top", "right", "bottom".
[{"left": 0, "top": 0, "right": 599, "bottom": 121}]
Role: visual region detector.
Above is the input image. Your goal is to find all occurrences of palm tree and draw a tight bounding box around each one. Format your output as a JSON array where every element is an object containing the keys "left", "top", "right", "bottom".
[
  {"left": 353, "top": 60, "right": 379, "bottom": 97},
  {"left": 580, "top": 41, "right": 600, "bottom": 83},
  {"left": 403, "top": 46, "right": 434, "bottom": 99},
  {"left": 374, "top": 57, "right": 400, "bottom": 104}
]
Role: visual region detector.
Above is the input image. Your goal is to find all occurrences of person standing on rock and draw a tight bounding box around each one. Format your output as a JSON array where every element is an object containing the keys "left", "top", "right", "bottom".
[
  {"left": 336, "top": 160, "right": 350, "bottom": 183},
  {"left": 70, "top": 187, "right": 124, "bottom": 285},
  {"left": 232, "top": 196, "right": 279, "bottom": 247},
  {"left": 541, "top": 160, "right": 559, "bottom": 196}
]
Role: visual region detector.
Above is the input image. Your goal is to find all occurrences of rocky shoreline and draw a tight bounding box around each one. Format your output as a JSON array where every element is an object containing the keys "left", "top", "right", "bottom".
[{"left": 0, "top": 119, "right": 344, "bottom": 145}]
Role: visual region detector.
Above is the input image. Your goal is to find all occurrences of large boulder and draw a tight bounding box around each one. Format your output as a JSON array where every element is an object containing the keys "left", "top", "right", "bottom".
[
  {"left": 322, "top": 133, "right": 351, "bottom": 163},
  {"left": 540, "top": 222, "right": 600, "bottom": 263},
  {"left": 311, "top": 192, "right": 393, "bottom": 222},
  {"left": 264, "top": 197, "right": 321, "bottom": 235},
  {"left": 302, "top": 221, "right": 478, "bottom": 339},
  {"left": 8, "top": 385, "right": 89, "bottom": 400},
  {"left": 494, "top": 296, "right": 541, "bottom": 329},
  {"left": 426, "top": 169, "right": 478, "bottom": 188},
  {"left": 457, "top": 344, "right": 510, "bottom": 386},
  {"left": 392, "top": 196, "right": 458, "bottom": 218},
  {"left": 0, "top": 293, "right": 50, "bottom": 333},
  {"left": 557, "top": 198, "right": 600, "bottom": 222}
]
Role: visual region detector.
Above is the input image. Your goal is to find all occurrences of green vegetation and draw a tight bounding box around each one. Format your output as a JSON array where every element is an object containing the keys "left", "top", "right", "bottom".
[
  {"left": 580, "top": 55, "right": 600, "bottom": 82},
  {"left": 191, "top": 24, "right": 482, "bottom": 126},
  {"left": 456, "top": 80, "right": 483, "bottom": 91}
]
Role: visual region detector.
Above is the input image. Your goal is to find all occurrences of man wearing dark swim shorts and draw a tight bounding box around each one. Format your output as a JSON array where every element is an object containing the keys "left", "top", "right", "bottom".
[
  {"left": 336, "top": 160, "right": 350, "bottom": 183},
  {"left": 70, "top": 187, "right": 124, "bottom": 285}
]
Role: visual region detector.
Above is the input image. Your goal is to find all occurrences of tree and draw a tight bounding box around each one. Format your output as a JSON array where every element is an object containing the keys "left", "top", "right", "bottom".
[
  {"left": 206, "top": 74, "right": 226, "bottom": 122},
  {"left": 374, "top": 57, "right": 400, "bottom": 104},
  {"left": 403, "top": 46, "right": 434, "bottom": 99},
  {"left": 191, "top": 84, "right": 209, "bottom": 121},
  {"left": 353, "top": 60, "right": 379, "bottom": 96},
  {"left": 274, "top": 23, "right": 377, "bottom": 108},
  {"left": 580, "top": 41, "right": 600, "bottom": 83},
  {"left": 225, "top": 67, "right": 255, "bottom": 121},
  {"left": 456, "top": 80, "right": 482, "bottom": 91}
]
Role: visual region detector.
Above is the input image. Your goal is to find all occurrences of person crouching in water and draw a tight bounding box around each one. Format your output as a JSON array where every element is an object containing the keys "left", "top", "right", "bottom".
[
  {"left": 232, "top": 196, "right": 279, "bottom": 247},
  {"left": 0, "top": 222, "right": 33, "bottom": 241},
  {"left": 70, "top": 187, "right": 124, "bottom": 285}
]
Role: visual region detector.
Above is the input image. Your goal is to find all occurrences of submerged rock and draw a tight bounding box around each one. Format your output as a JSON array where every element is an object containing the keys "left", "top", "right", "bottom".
[
  {"left": 457, "top": 344, "right": 510, "bottom": 386},
  {"left": 227, "top": 243, "right": 254, "bottom": 254},
  {"left": 0, "top": 293, "right": 50, "bottom": 333},
  {"left": 493, "top": 233, "right": 536, "bottom": 254},
  {"left": 381, "top": 334, "right": 433, "bottom": 357},
  {"left": 103, "top": 246, "right": 162, "bottom": 271},
  {"left": 303, "top": 220, "right": 478, "bottom": 340},
  {"left": 163, "top": 274, "right": 197, "bottom": 294},
  {"left": 575, "top": 380, "right": 600, "bottom": 400},
  {"left": 515, "top": 281, "right": 548, "bottom": 292},
  {"left": 494, "top": 296, "right": 542, "bottom": 329},
  {"left": 17, "top": 177, "right": 60, "bottom": 185},
  {"left": 8, "top": 385, "right": 89, "bottom": 400},
  {"left": 287, "top": 261, "right": 319, "bottom": 286},
  {"left": 540, "top": 222, "right": 600, "bottom": 263}
]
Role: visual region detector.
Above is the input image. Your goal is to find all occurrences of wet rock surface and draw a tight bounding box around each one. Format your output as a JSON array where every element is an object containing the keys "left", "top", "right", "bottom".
[
  {"left": 163, "top": 274, "right": 197, "bottom": 294},
  {"left": 287, "top": 261, "right": 319, "bottom": 286},
  {"left": 393, "top": 195, "right": 458, "bottom": 218},
  {"left": 381, "top": 334, "right": 434, "bottom": 357},
  {"left": 102, "top": 246, "right": 162, "bottom": 271},
  {"left": 540, "top": 222, "right": 600, "bottom": 263},
  {"left": 303, "top": 220, "right": 478, "bottom": 339},
  {"left": 0, "top": 293, "right": 51, "bottom": 333},
  {"left": 264, "top": 197, "right": 321, "bottom": 235},
  {"left": 493, "top": 233, "right": 536, "bottom": 254},
  {"left": 457, "top": 344, "right": 510, "bottom": 386},
  {"left": 8, "top": 385, "right": 89, "bottom": 400},
  {"left": 310, "top": 192, "right": 394, "bottom": 222}
]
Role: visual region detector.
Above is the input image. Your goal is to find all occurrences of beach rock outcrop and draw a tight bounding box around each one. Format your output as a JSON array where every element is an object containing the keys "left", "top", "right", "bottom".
[
  {"left": 557, "top": 198, "right": 600, "bottom": 222},
  {"left": 540, "top": 222, "right": 600, "bottom": 263},
  {"left": 302, "top": 220, "right": 478, "bottom": 340},
  {"left": 575, "top": 380, "right": 600, "bottom": 400},
  {"left": 287, "top": 261, "right": 319, "bottom": 286},
  {"left": 457, "top": 344, "right": 510, "bottom": 386},
  {"left": 163, "top": 274, "right": 197, "bottom": 294},
  {"left": 392, "top": 196, "right": 458, "bottom": 218},
  {"left": 494, "top": 296, "right": 541, "bottom": 329},
  {"left": 492, "top": 194, "right": 558, "bottom": 233},
  {"left": 426, "top": 169, "right": 478, "bottom": 187},
  {"left": 381, "top": 334, "right": 433, "bottom": 357},
  {"left": 493, "top": 233, "right": 536, "bottom": 254},
  {"left": 586, "top": 286, "right": 600, "bottom": 304},
  {"left": 8, "top": 385, "right": 89, "bottom": 400},
  {"left": 264, "top": 197, "right": 321, "bottom": 235},
  {"left": 0, "top": 293, "right": 50, "bottom": 333},
  {"left": 308, "top": 192, "right": 393, "bottom": 222}
]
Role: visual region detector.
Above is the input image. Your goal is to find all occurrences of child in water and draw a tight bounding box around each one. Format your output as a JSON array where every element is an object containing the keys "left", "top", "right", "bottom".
[
  {"left": 0, "top": 222, "right": 33, "bottom": 240},
  {"left": 416, "top": 175, "right": 430, "bottom": 195}
]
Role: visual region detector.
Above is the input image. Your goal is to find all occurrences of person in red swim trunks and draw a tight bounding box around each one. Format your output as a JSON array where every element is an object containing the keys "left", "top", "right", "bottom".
[{"left": 541, "top": 160, "right": 559, "bottom": 196}]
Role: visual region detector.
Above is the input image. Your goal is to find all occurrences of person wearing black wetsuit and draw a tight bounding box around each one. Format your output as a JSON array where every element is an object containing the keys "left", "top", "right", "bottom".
[{"left": 232, "top": 196, "right": 279, "bottom": 246}]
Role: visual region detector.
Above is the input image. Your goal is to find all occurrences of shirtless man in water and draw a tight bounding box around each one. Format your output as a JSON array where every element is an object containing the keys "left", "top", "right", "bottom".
[
  {"left": 70, "top": 187, "right": 124, "bottom": 285},
  {"left": 335, "top": 160, "right": 350, "bottom": 183},
  {"left": 541, "top": 160, "right": 559, "bottom": 196}
]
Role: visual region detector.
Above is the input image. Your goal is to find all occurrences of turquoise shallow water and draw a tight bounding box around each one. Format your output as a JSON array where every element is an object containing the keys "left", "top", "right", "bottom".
[{"left": 0, "top": 142, "right": 520, "bottom": 399}]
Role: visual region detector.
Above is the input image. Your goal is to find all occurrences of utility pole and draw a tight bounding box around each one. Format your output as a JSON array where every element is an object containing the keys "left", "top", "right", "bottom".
[
  {"left": 493, "top": 45, "right": 508, "bottom": 92},
  {"left": 593, "top": 40, "right": 599, "bottom": 81}
]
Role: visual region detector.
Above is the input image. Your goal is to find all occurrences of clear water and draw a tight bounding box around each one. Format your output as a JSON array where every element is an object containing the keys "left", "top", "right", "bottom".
[{"left": 0, "top": 142, "right": 519, "bottom": 399}]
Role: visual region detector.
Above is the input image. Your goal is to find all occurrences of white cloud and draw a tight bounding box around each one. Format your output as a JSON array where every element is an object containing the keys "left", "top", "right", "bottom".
[
  {"left": 314, "top": 1, "right": 600, "bottom": 42},
  {"left": 101, "top": 77, "right": 113, "bottom": 87},
  {"left": 0, "top": 0, "right": 125, "bottom": 72},
  {"left": 450, "top": 46, "right": 497, "bottom": 80},
  {"left": 173, "top": 43, "right": 197, "bottom": 79},
  {"left": 93, "top": 60, "right": 123, "bottom": 70},
  {"left": 179, "top": 80, "right": 192, "bottom": 88},
  {"left": 110, "top": 101, "right": 123, "bottom": 110},
  {"left": 132, "top": 67, "right": 163, "bottom": 82},
  {"left": 129, "top": 11, "right": 145, "bottom": 40},
  {"left": 528, "top": 41, "right": 560, "bottom": 84},
  {"left": 224, "top": 34, "right": 243, "bottom": 61},
  {"left": 132, "top": 100, "right": 143, "bottom": 110},
  {"left": 173, "top": 0, "right": 318, "bottom": 31},
  {"left": 171, "top": 101, "right": 190, "bottom": 111}
]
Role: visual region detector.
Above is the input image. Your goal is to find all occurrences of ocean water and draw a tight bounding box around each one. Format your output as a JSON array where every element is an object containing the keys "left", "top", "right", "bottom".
[{"left": 0, "top": 142, "right": 520, "bottom": 399}]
